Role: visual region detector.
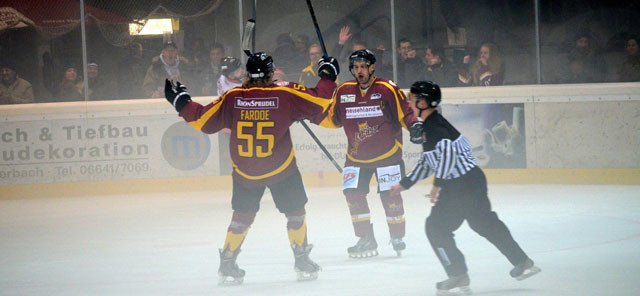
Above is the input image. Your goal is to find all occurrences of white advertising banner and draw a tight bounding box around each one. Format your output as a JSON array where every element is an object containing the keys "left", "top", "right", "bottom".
[{"left": 1, "top": 113, "right": 220, "bottom": 186}]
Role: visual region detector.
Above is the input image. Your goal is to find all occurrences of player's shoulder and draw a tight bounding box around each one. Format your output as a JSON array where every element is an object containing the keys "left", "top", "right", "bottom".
[
  {"left": 336, "top": 80, "right": 358, "bottom": 93},
  {"left": 373, "top": 77, "right": 400, "bottom": 90}
]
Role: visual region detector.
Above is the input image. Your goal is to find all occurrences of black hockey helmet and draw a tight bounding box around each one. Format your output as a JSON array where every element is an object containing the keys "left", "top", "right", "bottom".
[
  {"left": 348, "top": 49, "right": 376, "bottom": 72},
  {"left": 246, "top": 52, "right": 274, "bottom": 78},
  {"left": 410, "top": 80, "right": 441, "bottom": 108},
  {"left": 220, "top": 56, "right": 242, "bottom": 76}
]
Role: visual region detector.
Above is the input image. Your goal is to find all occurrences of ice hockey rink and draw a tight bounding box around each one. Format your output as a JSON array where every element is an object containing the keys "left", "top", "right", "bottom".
[{"left": 1, "top": 183, "right": 639, "bottom": 296}]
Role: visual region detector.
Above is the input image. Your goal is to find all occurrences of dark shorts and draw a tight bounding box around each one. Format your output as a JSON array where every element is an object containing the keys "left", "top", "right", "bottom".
[
  {"left": 342, "top": 161, "right": 405, "bottom": 194},
  {"left": 231, "top": 171, "right": 308, "bottom": 214}
]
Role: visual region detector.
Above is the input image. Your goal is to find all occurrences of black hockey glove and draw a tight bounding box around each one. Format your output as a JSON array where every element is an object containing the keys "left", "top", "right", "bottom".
[
  {"left": 409, "top": 121, "right": 425, "bottom": 144},
  {"left": 164, "top": 79, "right": 191, "bottom": 112},
  {"left": 318, "top": 56, "right": 340, "bottom": 81}
]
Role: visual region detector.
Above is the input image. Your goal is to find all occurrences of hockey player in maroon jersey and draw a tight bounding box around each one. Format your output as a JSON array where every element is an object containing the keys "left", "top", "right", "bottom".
[
  {"left": 164, "top": 52, "right": 339, "bottom": 285},
  {"left": 318, "top": 49, "right": 419, "bottom": 257}
]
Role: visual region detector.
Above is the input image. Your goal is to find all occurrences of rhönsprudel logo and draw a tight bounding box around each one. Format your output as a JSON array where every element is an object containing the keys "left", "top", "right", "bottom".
[{"left": 161, "top": 122, "right": 211, "bottom": 170}]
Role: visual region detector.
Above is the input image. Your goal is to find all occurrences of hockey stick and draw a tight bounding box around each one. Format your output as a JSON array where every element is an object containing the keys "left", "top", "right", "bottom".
[
  {"left": 305, "top": 0, "right": 328, "bottom": 58},
  {"left": 241, "top": 18, "right": 255, "bottom": 56},
  {"left": 300, "top": 0, "right": 343, "bottom": 173}
]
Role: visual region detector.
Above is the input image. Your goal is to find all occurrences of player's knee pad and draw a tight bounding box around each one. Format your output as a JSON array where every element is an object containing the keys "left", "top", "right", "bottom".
[
  {"left": 345, "top": 191, "right": 368, "bottom": 214},
  {"left": 224, "top": 211, "right": 256, "bottom": 252},
  {"left": 285, "top": 208, "right": 306, "bottom": 230},
  {"left": 228, "top": 211, "right": 256, "bottom": 234},
  {"left": 380, "top": 192, "right": 404, "bottom": 216},
  {"left": 285, "top": 209, "right": 307, "bottom": 247}
]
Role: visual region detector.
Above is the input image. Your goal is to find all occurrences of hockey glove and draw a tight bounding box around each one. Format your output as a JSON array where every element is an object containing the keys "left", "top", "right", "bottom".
[
  {"left": 164, "top": 79, "right": 191, "bottom": 112},
  {"left": 409, "top": 121, "right": 425, "bottom": 144},
  {"left": 318, "top": 56, "right": 340, "bottom": 81}
]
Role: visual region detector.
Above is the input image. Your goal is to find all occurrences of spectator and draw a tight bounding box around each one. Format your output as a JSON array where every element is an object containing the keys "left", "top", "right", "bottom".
[
  {"left": 458, "top": 43, "right": 505, "bottom": 86},
  {"left": 331, "top": 26, "right": 353, "bottom": 63},
  {"left": 187, "top": 38, "right": 209, "bottom": 73},
  {"left": 272, "top": 33, "right": 298, "bottom": 76},
  {"left": 143, "top": 41, "right": 191, "bottom": 98},
  {"left": 563, "top": 29, "right": 606, "bottom": 83},
  {"left": 57, "top": 65, "right": 83, "bottom": 101},
  {"left": 0, "top": 61, "right": 34, "bottom": 104},
  {"left": 294, "top": 34, "right": 311, "bottom": 70},
  {"left": 118, "top": 42, "right": 147, "bottom": 99},
  {"left": 298, "top": 44, "right": 323, "bottom": 86},
  {"left": 617, "top": 35, "right": 640, "bottom": 82},
  {"left": 79, "top": 62, "right": 117, "bottom": 100},
  {"left": 396, "top": 38, "right": 422, "bottom": 88},
  {"left": 201, "top": 43, "right": 226, "bottom": 95},
  {"left": 273, "top": 68, "right": 286, "bottom": 82},
  {"left": 420, "top": 46, "right": 457, "bottom": 87}
]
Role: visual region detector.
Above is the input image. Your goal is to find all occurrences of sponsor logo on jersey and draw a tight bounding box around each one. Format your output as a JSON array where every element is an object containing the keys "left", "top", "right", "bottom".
[
  {"left": 276, "top": 81, "right": 289, "bottom": 87},
  {"left": 341, "top": 94, "right": 356, "bottom": 103},
  {"left": 345, "top": 106, "right": 383, "bottom": 119},
  {"left": 234, "top": 97, "right": 279, "bottom": 109},
  {"left": 370, "top": 93, "right": 382, "bottom": 100}
]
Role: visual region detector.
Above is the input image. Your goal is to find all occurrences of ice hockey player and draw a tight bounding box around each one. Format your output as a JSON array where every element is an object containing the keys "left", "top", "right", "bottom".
[
  {"left": 390, "top": 80, "right": 540, "bottom": 295},
  {"left": 164, "top": 52, "right": 340, "bottom": 285},
  {"left": 216, "top": 56, "right": 244, "bottom": 96},
  {"left": 216, "top": 56, "right": 244, "bottom": 174},
  {"left": 318, "top": 49, "right": 418, "bottom": 258}
]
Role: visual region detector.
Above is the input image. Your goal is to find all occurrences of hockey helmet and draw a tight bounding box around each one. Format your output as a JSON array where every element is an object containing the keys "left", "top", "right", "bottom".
[
  {"left": 246, "top": 52, "right": 274, "bottom": 78},
  {"left": 220, "top": 56, "right": 242, "bottom": 76},
  {"left": 410, "top": 80, "right": 441, "bottom": 108},
  {"left": 348, "top": 49, "right": 376, "bottom": 72}
]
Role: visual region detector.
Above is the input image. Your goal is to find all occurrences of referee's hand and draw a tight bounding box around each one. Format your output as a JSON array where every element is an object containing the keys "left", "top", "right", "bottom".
[
  {"left": 430, "top": 186, "right": 441, "bottom": 204},
  {"left": 390, "top": 184, "right": 404, "bottom": 196}
]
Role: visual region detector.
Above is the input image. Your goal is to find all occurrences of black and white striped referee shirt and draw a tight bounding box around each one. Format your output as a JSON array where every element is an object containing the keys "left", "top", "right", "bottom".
[{"left": 399, "top": 111, "right": 477, "bottom": 189}]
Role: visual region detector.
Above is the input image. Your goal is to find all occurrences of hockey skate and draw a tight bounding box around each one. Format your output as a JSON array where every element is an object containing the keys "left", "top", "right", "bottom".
[
  {"left": 218, "top": 249, "right": 245, "bottom": 286},
  {"left": 390, "top": 238, "right": 406, "bottom": 256},
  {"left": 510, "top": 258, "right": 541, "bottom": 281},
  {"left": 436, "top": 273, "right": 472, "bottom": 296},
  {"left": 292, "top": 244, "right": 321, "bottom": 281},
  {"left": 347, "top": 234, "right": 378, "bottom": 258}
]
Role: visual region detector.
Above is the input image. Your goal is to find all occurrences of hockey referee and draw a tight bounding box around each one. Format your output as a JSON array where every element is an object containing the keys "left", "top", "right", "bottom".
[{"left": 390, "top": 81, "right": 540, "bottom": 295}]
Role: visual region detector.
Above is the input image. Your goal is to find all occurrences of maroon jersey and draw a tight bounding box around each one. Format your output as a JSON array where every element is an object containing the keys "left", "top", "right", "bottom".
[
  {"left": 179, "top": 78, "right": 336, "bottom": 187},
  {"left": 320, "top": 77, "right": 417, "bottom": 168}
]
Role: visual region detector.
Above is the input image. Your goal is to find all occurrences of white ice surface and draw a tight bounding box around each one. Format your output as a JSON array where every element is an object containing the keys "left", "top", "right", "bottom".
[{"left": 1, "top": 184, "right": 639, "bottom": 296}]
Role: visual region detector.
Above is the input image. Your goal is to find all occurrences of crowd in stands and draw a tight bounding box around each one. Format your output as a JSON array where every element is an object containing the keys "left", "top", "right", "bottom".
[{"left": 1, "top": 27, "right": 638, "bottom": 105}]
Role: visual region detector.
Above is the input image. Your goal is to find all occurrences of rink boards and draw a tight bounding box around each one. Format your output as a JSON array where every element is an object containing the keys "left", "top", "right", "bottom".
[{"left": 1, "top": 83, "right": 639, "bottom": 198}]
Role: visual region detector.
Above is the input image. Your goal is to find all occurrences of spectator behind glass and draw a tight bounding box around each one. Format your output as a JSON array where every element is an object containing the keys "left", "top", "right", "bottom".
[
  {"left": 564, "top": 29, "right": 606, "bottom": 83},
  {"left": 201, "top": 43, "right": 225, "bottom": 95},
  {"left": 0, "top": 61, "right": 34, "bottom": 104},
  {"left": 143, "top": 41, "right": 191, "bottom": 98},
  {"left": 298, "top": 44, "right": 323, "bottom": 86},
  {"left": 188, "top": 38, "right": 208, "bottom": 73},
  {"left": 458, "top": 43, "right": 505, "bottom": 86},
  {"left": 79, "top": 62, "right": 117, "bottom": 100},
  {"left": 273, "top": 68, "right": 286, "bottom": 82},
  {"left": 272, "top": 33, "right": 298, "bottom": 76},
  {"left": 617, "top": 35, "right": 640, "bottom": 82},
  {"left": 118, "top": 42, "right": 147, "bottom": 99},
  {"left": 58, "top": 65, "right": 83, "bottom": 101},
  {"left": 420, "top": 46, "right": 457, "bottom": 87},
  {"left": 294, "top": 34, "right": 311, "bottom": 71},
  {"left": 396, "top": 38, "right": 422, "bottom": 88}
]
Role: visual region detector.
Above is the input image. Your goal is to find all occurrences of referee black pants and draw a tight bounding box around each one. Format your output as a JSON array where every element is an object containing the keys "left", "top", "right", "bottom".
[{"left": 425, "top": 167, "right": 528, "bottom": 277}]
